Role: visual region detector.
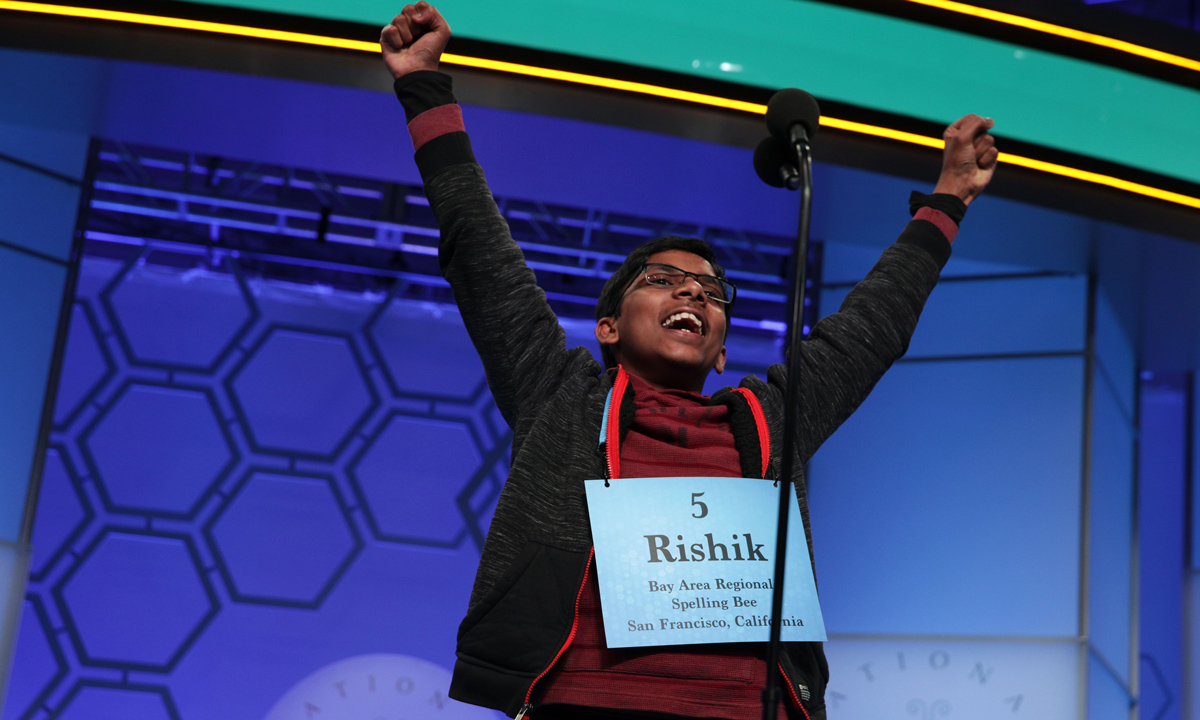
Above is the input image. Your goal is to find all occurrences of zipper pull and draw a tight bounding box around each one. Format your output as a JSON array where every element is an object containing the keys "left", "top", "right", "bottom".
[
  {"left": 597, "top": 443, "right": 610, "bottom": 485},
  {"left": 515, "top": 702, "right": 533, "bottom": 720}
]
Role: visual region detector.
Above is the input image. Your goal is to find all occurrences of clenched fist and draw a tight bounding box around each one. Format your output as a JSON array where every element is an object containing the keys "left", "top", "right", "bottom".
[
  {"left": 381, "top": 2, "right": 451, "bottom": 80},
  {"left": 933, "top": 114, "right": 999, "bottom": 206}
]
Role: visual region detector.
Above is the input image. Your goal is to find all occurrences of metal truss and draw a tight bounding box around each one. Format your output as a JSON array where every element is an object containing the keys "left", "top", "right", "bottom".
[{"left": 85, "top": 140, "right": 821, "bottom": 335}]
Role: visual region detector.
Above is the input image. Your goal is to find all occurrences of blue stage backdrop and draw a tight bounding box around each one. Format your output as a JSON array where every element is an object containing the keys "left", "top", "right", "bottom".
[
  {"left": 4, "top": 244, "right": 783, "bottom": 720},
  {"left": 0, "top": 37, "right": 1189, "bottom": 720},
  {"left": 5, "top": 149, "right": 1149, "bottom": 720}
]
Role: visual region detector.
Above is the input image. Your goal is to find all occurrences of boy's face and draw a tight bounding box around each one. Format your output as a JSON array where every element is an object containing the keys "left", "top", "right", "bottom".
[{"left": 595, "top": 249, "right": 728, "bottom": 393}]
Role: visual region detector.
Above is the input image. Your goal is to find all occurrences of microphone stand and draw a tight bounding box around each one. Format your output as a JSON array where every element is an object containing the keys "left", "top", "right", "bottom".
[{"left": 762, "top": 129, "right": 813, "bottom": 720}]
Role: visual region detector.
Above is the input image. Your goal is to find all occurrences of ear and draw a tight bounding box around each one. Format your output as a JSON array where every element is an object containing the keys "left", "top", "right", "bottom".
[
  {"left": 714, "top": 345, "right": 727, "bottom": 374},
  {"left": 595, "top": 316, "right": 619, "bottom": 349}
]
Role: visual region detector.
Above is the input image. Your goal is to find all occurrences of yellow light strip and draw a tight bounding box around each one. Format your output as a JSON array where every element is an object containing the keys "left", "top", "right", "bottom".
[
  {"left": 0, "top": 0, "right": 382, "bottom": 50},
  {"left": 820, "top": 116, "right": 1200, "bottom": 208},
  {"left": 902, "top": 0, "right": 1200, "bottom": 73},
  {"left": 820, "top": 117, "right": 943, "bottom": 149},
  {"left": 3, "top": 0, "right": 1199, "bottom": 210},
  {"left": 440, "top": 54, "right": 768, "bottom": 113},
  {"left": 997, "top": 152, "right": 1200, "bottom": 209},
  {"left": 0, "top": 1, "right": 767, "bottom": 113}
]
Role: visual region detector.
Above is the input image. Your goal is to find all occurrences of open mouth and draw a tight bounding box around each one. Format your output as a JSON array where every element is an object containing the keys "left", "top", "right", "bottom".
[{"left": 662, "top": 311, "right": 704, "bottom": 336}]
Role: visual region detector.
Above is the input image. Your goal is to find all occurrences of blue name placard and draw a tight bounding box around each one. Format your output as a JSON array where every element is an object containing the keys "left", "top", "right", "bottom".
[{"left": 584, "top": 476, "right": 826, "bottom": 648}]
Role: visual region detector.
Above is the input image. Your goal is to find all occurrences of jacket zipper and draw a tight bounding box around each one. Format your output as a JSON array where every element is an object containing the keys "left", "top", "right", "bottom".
[
  {"left": 606, "top": 368, "right": 628, "bottom": 481},
  {"left": 604, "top": 437, "right": 617, "bottom": 482},
  {"left": 518, "top": 547, "right": 595, "bottom": 718},
  {"left": 597, "top": 444, "right": 611, "bottom": 481},
  {"left": 597, "top": 367, "right": 628, "bottom": 482},
  {"left": 778, "top": 663, "right": 812, "bottom": 720}
]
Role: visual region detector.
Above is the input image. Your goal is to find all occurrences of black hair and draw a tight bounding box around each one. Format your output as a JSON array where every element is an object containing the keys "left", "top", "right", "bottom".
[{"left": 594, "top": 235, "right": 732, "bottom": 369}]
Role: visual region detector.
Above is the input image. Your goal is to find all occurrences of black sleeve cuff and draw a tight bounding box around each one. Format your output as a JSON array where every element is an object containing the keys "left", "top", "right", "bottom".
[
  {"left": 414, "top": 131, "right": 477, "bottom": 184},
  {"left": 908, "top": 191, "right": 967, "bottom": 225},
  {"left": 394, "top": 70, "right": 457, "bottom": 123},
  {"left": 897, "top": 221, "right": 952, "bottom": 270}
]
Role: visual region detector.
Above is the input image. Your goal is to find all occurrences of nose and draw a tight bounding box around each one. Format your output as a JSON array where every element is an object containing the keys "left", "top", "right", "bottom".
[{"left": 673, "top": 275, "right": 707, "bottom": 302}]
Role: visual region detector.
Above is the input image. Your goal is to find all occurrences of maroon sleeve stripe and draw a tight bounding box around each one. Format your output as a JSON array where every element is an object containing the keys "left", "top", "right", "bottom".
[
  {"left": 914, "top": 207, "right": 958, "bottom": 245},
  {"left": 409, "top": 104, "right": 465, "bottom": 151}
]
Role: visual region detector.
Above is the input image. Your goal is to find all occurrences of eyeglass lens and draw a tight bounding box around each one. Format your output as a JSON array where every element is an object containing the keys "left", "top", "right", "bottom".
[{"left": 645, "top": 264, "right": 734, "bottom": 303}]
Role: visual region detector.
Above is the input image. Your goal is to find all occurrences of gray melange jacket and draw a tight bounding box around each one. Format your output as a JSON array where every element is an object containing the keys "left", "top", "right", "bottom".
[{"left": 403, "top": 73, "right": 954, "bottom": 720}]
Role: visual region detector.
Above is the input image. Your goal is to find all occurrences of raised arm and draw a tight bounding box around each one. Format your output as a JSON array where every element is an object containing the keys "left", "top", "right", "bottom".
[
  {"left": 381, "top": 4, "right": 588, "bottom": 427},
  {"left": 782, "top": 114, "right": 998, "bottom": 460}
]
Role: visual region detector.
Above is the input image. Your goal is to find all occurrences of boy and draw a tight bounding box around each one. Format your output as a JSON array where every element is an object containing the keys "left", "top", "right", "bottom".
[{"left": 380, "top": 5, "right": 997, "bottom": 720}]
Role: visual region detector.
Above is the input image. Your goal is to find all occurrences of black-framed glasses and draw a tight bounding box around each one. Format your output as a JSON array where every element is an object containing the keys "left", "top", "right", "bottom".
[{"left": 640, "top": 263, "right": 736, "bottom": 305}]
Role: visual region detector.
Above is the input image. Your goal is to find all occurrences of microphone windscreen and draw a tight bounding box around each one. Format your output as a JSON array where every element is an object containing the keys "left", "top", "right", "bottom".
[
  {"left": 766, "top": 88, "right": 821, "bottom": 143},
  {"left": 753, "top": 136, "right": 791, "bottom": 188}
]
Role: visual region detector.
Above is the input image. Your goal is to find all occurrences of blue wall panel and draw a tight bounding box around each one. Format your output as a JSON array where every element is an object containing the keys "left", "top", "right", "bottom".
[
  {"left": 809, "top": 166, "right": 914, "bottom": 261},
  {"left": 0, "top": 164, "right": 77, "bottom": 263},
  {"left": 812, "top": 165, "right": 1096, "bottom": 280},
  {"left": 1137, "top": 376, "right": 1187, "bottom": 720},
  {"left": 0, "top": 109, "right": 86, "bottom": 545},
  {"left": 821, "top": 275, "right": 1088, "bottom": 359},
  {"left": 1194, "top": 380, "right": 1200, "bottom": 572},
  {"left": 0, "top": 247, "right": 67, "bottom": 542},
  {"left": 1086, "top": 376, "right": 1136, "bottom": 684},
  {"left": 1094, "top": 290, "right": 1137, "bottom": 422},
  {"left": 809, "top": 355, "right": 1084, "bottom": 636},
  {"left": 1088, "top": 654, "right": 1133, "bottom": 720},
  {"left": 0, "top": 543, "right": 31, "bottom": 713},
  {"left": 810, "top": 250, "right": 1090, "bottom": 639},
  {"left": 821, "top": 239, "right": 1039, "bottom": 285},
  {"left": 0, "top": 51, "right": 107, "bottom": 136},
  {"left": 1189, "top": 384, "right": 1200, "bottom": 720},
  {"left": 104, "top": 264, "right": 254, "bottom": 371},
  {"left": 3, "top": 597, "right": 60, "bottom": 720},
  {"left": 0, "top": 122, "right": 88, "bottom": 182},
  {"left": 1189, "top": 574, "right": 1200, "bottom": 720},
  {"left": 0, "top": 97, "right": 88, "bottom": 708}
]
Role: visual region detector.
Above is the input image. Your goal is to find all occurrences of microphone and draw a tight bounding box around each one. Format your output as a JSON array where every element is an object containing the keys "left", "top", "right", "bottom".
[
  {"left": 755, "top": 90, "right": 821, "bottom": 720},
  {"left": 765, "top": 88, "right": 821, "bottom": 147},
  {"left": 753, "top": 136, "right": 800, "bottom": 190}
]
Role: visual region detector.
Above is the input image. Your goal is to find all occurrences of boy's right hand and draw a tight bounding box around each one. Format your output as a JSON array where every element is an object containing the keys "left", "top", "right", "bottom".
[
  {"left": 932, "top": 114, "right": 998, "bottom": 207},
  {"left": 381, "top": 2, "right": 451, "bottom": 80}
]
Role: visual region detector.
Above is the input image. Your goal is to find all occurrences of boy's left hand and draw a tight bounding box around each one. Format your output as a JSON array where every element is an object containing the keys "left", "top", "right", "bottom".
[
  {"left": 933, "top": 114, "right": 998, "bottom": 206},
  {"left": 381, "top": 2, "right": 451, "bottom": 80}
]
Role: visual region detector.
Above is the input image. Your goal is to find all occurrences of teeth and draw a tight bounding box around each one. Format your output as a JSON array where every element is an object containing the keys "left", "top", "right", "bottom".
[{"left": 662, "top": 312, "right": 704, "bottom": 335}]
